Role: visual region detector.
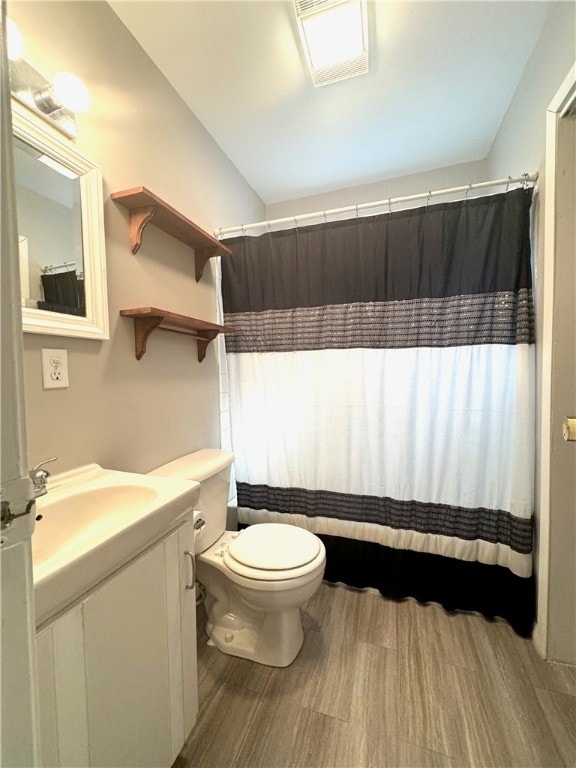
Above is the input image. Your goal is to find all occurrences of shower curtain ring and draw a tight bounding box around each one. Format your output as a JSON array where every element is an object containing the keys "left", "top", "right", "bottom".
[
  {"left": 241, "top": 224, "right": 246, "bottom": 236},
  {"left": 355, "top": 205, "right": 359, "bottom": 219},
  {"left": 505, "top": 176, "right": 512, "bottom": 193},
  {"left": 323, "top": 210, "right": 327, "bottom": 223},
  {"left": 426, "top": 191, "right": 432, "bottom": 208},
  {"left": 388, "top": 198, "right": 392, "bottom": 214},
  {"left": 465, "top": 183, "right": 472, "bottom": 201}
]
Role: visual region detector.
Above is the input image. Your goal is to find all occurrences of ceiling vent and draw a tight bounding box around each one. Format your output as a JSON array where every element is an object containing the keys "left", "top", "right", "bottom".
[
  {"left": 293, "top": 0, "right": 369, "bottom": 87},
  {"left": 294, "top": 0, "right": 346, "bottom": 14}
]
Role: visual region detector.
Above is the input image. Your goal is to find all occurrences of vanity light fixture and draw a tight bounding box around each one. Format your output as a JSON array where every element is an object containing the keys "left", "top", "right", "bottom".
[
  {"left": 8, "top": 18, "right": 89, "bottom": 138},
  {"left": 294, "top": 0, "right": 369, "bottom": 87},
  {"left": 30, "top": 71, "right": 89, "bottom": 119}
]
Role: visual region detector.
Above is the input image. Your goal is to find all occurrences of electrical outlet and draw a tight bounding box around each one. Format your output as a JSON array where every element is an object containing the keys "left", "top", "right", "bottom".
[{"left": 41, "top": 348, "right": 69, "bottom": 389}]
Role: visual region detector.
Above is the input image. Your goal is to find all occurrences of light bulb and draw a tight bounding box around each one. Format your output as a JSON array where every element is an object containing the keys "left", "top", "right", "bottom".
[
  {"left": 52, "top": 71, "right": 89, "bottom": 113},
  {"left": 7, "top": 18, "right": 24, "bottom": 61}
]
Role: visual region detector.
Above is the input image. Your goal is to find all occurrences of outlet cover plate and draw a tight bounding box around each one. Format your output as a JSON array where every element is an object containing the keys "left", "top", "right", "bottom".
[{"left": 41, "top": 348, "right": 69, "bottom": 389}]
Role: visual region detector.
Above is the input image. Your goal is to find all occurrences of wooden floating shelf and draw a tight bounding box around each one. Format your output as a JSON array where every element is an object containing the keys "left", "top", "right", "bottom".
[
  {"left": 111, "top": 186, "right": 232, "bottom": 282},
  {"left": 120, "top": 307, "right": 235, "bottom": 362}
]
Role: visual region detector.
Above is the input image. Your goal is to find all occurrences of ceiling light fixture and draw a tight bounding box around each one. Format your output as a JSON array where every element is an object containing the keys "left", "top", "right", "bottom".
[{"left": 294, "top": 0, "right": 369, "bottom": 87}]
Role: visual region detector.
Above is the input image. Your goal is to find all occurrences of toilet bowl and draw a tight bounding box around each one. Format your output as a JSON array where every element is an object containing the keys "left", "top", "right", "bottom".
[
  {"left": 149, "top": 450, "right": 326, "bottom": 667},
  {"left": 199, "top": 526, "right": 325, "bottom": 667}
]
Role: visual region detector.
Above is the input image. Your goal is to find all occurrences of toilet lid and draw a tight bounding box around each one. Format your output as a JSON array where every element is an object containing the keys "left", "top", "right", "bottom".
[{"left": 226, "top": 524, "right": 321, "bottom": 571}]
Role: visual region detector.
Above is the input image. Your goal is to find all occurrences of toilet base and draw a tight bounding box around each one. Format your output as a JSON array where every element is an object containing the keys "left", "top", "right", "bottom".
[{"left": 205, "top": 606, "right": 304, "bottom": 667}]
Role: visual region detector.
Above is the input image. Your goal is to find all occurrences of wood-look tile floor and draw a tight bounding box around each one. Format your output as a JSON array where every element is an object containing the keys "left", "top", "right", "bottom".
[{"left": 175, "top": 583, "right": 576, "bottom": 768}]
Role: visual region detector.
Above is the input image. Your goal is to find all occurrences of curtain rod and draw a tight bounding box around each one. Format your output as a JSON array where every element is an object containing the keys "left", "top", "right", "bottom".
[{"left": 216, "top": 172, "right": 538, "bottom": 239}]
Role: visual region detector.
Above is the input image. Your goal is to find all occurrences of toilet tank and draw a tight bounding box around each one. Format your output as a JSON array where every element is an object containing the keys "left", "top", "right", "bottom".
[{"left": 149, "top": 449, "right": 234, "bottom": 552}]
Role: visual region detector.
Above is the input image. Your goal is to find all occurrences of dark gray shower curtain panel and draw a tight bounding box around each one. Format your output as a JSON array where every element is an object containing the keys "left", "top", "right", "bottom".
[{"left": 221, "top": 189, "right": 535, "bottom": 635}]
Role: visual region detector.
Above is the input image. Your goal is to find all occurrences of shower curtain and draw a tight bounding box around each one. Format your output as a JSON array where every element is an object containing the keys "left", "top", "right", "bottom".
[{"left": 221, "top": 188, "right": 535, "bottom": 636}]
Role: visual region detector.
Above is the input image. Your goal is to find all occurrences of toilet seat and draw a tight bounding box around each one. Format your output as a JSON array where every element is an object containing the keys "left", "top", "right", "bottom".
[{"left": 223, "top": 524, "right": 324, "bottom": 581}]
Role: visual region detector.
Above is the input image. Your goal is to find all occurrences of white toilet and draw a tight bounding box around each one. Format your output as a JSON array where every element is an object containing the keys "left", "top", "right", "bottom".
[{"left": 150, "top": 449, "right": 326, "bottom": 667}]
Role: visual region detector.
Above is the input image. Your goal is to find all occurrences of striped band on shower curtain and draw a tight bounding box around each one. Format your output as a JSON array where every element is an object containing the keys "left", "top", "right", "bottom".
[{"left": 221, "top": 188, "right": 535, "bottom": 636}]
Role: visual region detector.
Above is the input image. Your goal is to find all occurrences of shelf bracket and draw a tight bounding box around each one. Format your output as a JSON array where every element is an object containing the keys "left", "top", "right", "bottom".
[
  {"left": 128, "top": 205, "right": 158, "bottom": 254},
  {"left": 132, "top": 316, "right": 163, "bottom": 359},
  {"left": 195, "top": 248, "right": 217, "bottom": 283},
  {"left": 196, "top": 331, "right": 219, "bottom": 363}
]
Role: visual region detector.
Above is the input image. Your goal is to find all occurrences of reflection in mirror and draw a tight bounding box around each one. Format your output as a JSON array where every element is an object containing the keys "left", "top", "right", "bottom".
[
  {"left": 14, "top": 136, "right": 85, "bottom": 316},
  {"left": 12, "top": 100, "right": 109, "bottom": 340}
]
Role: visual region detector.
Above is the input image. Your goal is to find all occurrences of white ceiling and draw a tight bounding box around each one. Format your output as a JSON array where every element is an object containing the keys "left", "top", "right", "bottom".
[{"left": 109, "top": 1, "right": 551, "bottom": 204}]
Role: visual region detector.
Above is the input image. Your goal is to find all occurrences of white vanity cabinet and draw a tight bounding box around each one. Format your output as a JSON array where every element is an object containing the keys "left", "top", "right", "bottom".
[{"left": 35, "top": 521, "right": 197, "bottom": 768}]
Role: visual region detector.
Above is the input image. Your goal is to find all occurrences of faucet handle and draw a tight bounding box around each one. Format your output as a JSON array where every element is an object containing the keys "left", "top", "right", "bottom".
[
  {"left": 30, "top": 457, "right": 58, "bottom": 498},
  {"left": 31, "top": 457, "right": 58, "bottom": 474}
]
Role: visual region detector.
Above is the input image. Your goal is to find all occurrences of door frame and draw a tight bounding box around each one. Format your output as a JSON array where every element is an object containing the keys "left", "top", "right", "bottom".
[{"left": 534, "top": 63, "right": 576, "bottom": 658}]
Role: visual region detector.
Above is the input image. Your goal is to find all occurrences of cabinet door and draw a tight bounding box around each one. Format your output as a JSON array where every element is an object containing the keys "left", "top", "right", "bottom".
[
  {"left": 164, "top": 521, "right": 198, "bottom": 762},
  {"left": 36, "top": 627, "right": 59, "bottom": 768},
  {"left": 82, "top": 543, "right": 172, "bottom": 768},
  {"left": 36, "top": 606, "right": 90, "bottom": 768},
  {"left": 36, "top": 524, "right": 199, "bottom": 768}
]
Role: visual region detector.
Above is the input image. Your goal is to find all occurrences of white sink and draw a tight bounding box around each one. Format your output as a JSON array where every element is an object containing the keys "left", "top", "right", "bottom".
[{"left": 33, "top": 464, "right": 200, "bottom": 625}]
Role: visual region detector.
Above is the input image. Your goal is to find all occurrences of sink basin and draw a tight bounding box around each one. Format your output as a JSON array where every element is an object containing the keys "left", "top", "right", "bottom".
[
  {"left": 33, "top": 484, "right": 158, "bottom": 566},
  {"left": 33, "top": 464, "right": 200, "bottom": 625}
]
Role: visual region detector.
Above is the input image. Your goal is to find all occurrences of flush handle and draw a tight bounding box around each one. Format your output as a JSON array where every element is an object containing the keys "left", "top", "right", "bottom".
[{"left": 184, "top": 550, "right": 196, "bottom": 590}]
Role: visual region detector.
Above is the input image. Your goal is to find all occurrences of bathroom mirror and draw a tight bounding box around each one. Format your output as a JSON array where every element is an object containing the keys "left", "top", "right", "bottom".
[{"left": 12, "top": 99, "right": 109, "bottom": 339}]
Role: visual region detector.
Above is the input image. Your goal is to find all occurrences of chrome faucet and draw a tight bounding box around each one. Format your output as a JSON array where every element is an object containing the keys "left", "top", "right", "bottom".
[{"left": 29, "top": 457, "right": 58, "bottom": 498}]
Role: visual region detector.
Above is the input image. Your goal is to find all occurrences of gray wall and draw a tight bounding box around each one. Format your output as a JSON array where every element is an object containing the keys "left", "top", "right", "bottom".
[
  {"left": 266, "top": 159, "right": 489, "bottom": 219},
  {"left": 486, "top": 2, "right": 575, "bottom": 178},
  {"left": 9, "top": 1, "right": 265, "bottom": 475},
  {"left": 485, "top": 0, "right": 575, "bottom": 663}
]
